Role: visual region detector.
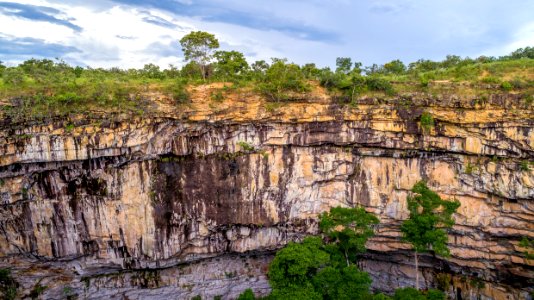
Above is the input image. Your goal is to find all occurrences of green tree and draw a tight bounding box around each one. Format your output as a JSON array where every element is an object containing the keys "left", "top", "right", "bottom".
[
  {"left": 336, "top": 57, "right": 352, "bottom": 74},
  {"left": 237, "top": 288, "right": 256, "bottom": 300},
  {"left": 270, "top": 283, "right": 322, "bottom": 300},
  {"left": 268, "top": 237, "right": 330, "bottom": 289},
  {"left": 312, "top": 265, "right": 372, "bottom": 300},
  {"left": 141, "top": 63, "right": 165, "bottom": 80},
  {"left": 257, "top": 58, "right": 309, "bottom": 101},
  {"left": 400, "top": 181, "right": 460, "bottom": 290},
  {"left": 319, "top": 207, "right": 379, "bottom": 266},
  {"left": 179, "top": 31, "right": 220, "bottom": 80},
  {"left": 383, "top": 59, "right": 406, "bottom": 74},
  {"left": 302, "top": 63, "right": 321, "bottom": 79},
  {"left": 508, "top": 47, "right": 534, "bottom": 59},
  {"left": 213, "top": 50, "right": 249, "bottom": 82}
]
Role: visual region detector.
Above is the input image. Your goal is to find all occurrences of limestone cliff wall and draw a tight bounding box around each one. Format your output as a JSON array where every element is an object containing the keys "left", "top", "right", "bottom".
[{"left": 0, "top": 92, "right": 532, "bottom": 299}]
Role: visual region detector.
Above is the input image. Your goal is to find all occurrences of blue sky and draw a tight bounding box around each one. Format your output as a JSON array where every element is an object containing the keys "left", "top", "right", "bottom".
[{"left": 0, "top": 0, "right": 533, "bottom": 68}]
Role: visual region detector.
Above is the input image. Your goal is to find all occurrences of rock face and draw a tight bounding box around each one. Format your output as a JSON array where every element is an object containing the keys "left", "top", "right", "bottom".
[{"left": 0, "top": 92, "right": 533, "bottom": 299}]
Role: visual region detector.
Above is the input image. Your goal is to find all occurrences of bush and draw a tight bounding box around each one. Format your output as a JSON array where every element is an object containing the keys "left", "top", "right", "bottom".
[
  {"left": 365, "top": 76, "right": 395, "bottom": 95},
  {"left": 257, "top": 59, "right": 309, "bottom": 101},
  {"left": 501, "top": 81, "right": 513, "bottom": 91},
  {"left": 480, "top": 76, "right": 500, "bottom": 84},
  {"left": 237, "top": 288, "right": 256, "bottom": 300},
  {"left": 420, "top": 112, "right": 434, "bottom": 133}
]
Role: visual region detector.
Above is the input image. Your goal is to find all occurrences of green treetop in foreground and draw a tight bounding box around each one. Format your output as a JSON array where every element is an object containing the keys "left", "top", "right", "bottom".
[
  {"left": 239, "top": 205, "right": 446, "bottom": 300},
  {"left": 319, "top": 206, "right": 379, "bottom": 266},
  {"left": 401, "top": 181, "right": 460, "bottom": 290}
]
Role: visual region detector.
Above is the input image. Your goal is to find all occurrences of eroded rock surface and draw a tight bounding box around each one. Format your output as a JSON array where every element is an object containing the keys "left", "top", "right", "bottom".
[{"left": 0, "top": 93, "right": 532, "bottom": 299}]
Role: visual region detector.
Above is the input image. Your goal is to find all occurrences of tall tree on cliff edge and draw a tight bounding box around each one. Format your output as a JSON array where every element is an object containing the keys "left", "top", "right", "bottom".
[
  {"left": 400, "top": 181, "right": 460, "bottom": 290},
  {"left": 180, "top": 31, "right": 220, "bottom": 80}
]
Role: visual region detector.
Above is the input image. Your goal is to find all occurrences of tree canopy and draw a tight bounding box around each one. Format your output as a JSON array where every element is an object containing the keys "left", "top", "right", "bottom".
[
  {"left": 319, "top": 206, "right": 379, "bottom": 265},
  {"left": 401, "top": 181, "right": 460, "bottom": 256},
  {"left": 179, "top": 31, "right": 220, "bottom": 79}
]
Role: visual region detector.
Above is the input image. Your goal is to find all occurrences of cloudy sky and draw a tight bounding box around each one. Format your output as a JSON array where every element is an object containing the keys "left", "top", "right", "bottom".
[{"left": 1, "top": 0, "right": 533, "bottom": 69}]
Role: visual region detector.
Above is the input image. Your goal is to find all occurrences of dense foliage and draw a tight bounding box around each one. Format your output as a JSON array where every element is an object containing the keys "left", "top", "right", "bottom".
[
  {"left": 401, "top": 181, "right": 460, "bottom": 256},
  {"left": 179, "top": 31, "right": 220, "bottom": 79},
  {"left": 235, "top": 205, "right": 446, "bottom": 300},
  {"left": 319, "top": 207, "right": 379, "bottom": 265},
  {"left": 1, "top": 32, "right": 532, "bottom": 123},
  {"left": 266, "top": 206, "right": 378, "bottom": 300},
  {"left": 401, "top": 181, "right": 460, "bottom": 289}
]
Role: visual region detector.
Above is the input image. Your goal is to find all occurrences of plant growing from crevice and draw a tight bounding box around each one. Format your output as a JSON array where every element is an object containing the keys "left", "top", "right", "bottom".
[
  {"left": 29, "top": 281, "right": 47, "bottom": 299},
  {"left": 0, "top": 269, "right": 18, "bottom": 300},
  {"left": 520, "top": 160, "right": 531, "bottom": 171},
  {"left": 237, "top": 141, "right": 255, "bottom": 152},
  {"left": 420, "top": 112, "right": 435, "bottom": 133},
  {"left": 519, "top": 237, "right": 534, "bottom": 261}
]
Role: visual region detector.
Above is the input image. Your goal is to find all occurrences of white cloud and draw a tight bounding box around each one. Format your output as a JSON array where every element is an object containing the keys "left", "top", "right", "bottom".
[{"left": 1, "top": 0, "right": 532, "bottom": 68}]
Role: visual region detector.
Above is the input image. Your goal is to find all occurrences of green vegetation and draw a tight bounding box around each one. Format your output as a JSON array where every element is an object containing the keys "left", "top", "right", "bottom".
[
  {"left": 0, "top": 269, "right": 17, "bottom": 300},
  {"left": 257, "top": 58, "right": 310, "bottom": 101},
  {"left": 237, "top": 141, "right": 256, "bottom": 152},
  {"left": 236, "top": 202, "right": 449, "bottom": 299},
  {"left": 265, "top": 206, "right": 378, "bottom": 299},
  {"left": 1, "top": 32, "right": 532, "bottom": 123},
  {"left": 29, "top": 281, "right": 47, "bottom": 299},
  {"left": 419, "top": 112, "right": 434, "bottom": 133},
  {"left": 520, "top": 160, "right": 531, "bottom": 171},
  {"left": 0, "top": 58, "right": 188, "bottom": 122},
  {"left": 318, "top": 206, "right": 379, "bottom": 266},
  {"left": 519, "top": 237, "right": 534, "bottom": 261},
  {"left": 180, "top": 31, "right": 220, "bottom": 80},
  {"left": 237, "top": 288, "right": 257, "bottom": 300},
  {"left": 400, "top": 181, "right": 460, "bottom": 290}
]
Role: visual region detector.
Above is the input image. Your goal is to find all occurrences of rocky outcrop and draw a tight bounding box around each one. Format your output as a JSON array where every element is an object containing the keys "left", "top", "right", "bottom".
[{"left": 0, "top": 91, "right": 533, "bottom": 299}]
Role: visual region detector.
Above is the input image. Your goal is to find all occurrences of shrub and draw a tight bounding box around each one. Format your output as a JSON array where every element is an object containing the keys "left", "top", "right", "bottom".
[
  {"left": 419, "top": 76, "right": 430, "bottom": 88},
  {"left": 480, "top": 76, "right": 500, "bottom": 84},
  {"left": 510, "top": 78, "right": 527, "bottom": 89},
  {"left": 365, "top": 76, "right": 396, "bottom": 95},
  {"left": 210, "top": 90, "right": 224, "bottom": 102},
  {"left": 257, "top": 59, "right": 309, "bottom": 101},
  {"left": 500, "top": 81, "right": 513, "bottom": 91},
  {"left": 237, "top": 141, "right": 255, "bottom": 152},
  {"left": 237, "top": 288, "right": 256, "bottom": 300},
  {"left": 420, "top": 112, "right": 434, "bottom": 133}
]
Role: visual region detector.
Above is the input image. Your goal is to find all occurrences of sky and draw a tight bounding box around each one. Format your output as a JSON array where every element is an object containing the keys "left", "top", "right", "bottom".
[{"left": 0, "top": 0, "right": 533, "bottom": 69}]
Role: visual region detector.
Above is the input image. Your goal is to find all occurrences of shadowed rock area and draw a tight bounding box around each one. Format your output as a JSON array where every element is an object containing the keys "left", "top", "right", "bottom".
[{"left": 0, "top": 90, "right": 533, "bottom": 299}]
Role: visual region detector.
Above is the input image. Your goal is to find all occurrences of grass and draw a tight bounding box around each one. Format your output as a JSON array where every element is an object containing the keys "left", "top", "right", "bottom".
[{"left": 1, "top": 57, "right": 532, "bottom": 123}]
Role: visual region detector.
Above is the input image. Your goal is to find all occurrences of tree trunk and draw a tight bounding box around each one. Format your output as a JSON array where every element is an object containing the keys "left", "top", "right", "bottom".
[
  {"left": 415, "top": 251, "right": 420, "bottom": 290},
  {"left": 345, "top": 250, "right": 350, "bottom": 267}
]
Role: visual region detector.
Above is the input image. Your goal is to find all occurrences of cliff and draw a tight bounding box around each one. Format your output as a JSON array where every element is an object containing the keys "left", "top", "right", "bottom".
[{"left": 0, "top": 84, "right": 533, "bottom": 299}]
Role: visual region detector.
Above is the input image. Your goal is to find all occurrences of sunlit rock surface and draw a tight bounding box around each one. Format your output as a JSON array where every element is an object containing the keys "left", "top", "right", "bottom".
[{"left": 0, "top": 89, "right": 532, "bottom": 299}]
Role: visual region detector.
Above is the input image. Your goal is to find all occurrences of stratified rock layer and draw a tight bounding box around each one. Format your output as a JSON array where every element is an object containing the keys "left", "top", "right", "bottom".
[{"left": 0, "top": 91, "right": 533, "bottom": 299}]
